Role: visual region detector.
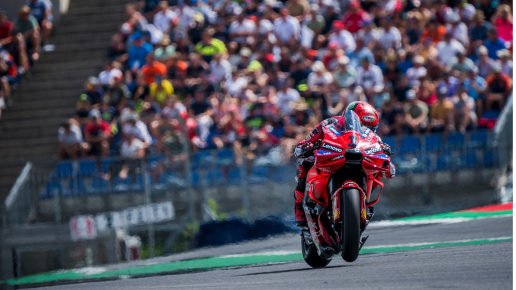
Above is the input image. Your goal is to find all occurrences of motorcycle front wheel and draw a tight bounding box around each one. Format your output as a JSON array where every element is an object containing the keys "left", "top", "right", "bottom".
[
  {"left": 301, "top": 235, "right": 331, "bottom": 268},
  {"left": 341, "top": 188, "right": 361, "bottom": 262}
]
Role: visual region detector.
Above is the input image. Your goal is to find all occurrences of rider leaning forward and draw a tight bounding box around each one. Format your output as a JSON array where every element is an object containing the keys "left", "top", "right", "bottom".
[{"left": 292, "top": 101, "right": 396, "bottom": 226}]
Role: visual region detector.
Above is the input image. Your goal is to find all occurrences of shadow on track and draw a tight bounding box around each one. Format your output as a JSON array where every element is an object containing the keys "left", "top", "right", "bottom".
[{"left": 236, "top": 263, "right": 367, "bottom": 277}]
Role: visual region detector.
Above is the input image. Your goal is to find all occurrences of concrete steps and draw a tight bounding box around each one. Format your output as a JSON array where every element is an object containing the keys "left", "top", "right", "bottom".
[{"left": 0, "top": 0, "right": 126, "bottom": 201}]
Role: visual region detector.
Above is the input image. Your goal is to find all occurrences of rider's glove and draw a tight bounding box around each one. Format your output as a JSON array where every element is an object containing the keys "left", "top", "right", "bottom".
[{"left": 380, "top": 142, "right": 391, "bottom": 156}]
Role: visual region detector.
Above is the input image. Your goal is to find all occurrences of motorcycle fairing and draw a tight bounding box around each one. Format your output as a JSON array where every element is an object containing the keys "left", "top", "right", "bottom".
[{"left": 332, "top": 181, "right": 367, "bottom": 223}]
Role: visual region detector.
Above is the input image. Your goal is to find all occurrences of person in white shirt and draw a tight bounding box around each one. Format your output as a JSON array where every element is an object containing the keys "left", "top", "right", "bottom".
[
  {"left": 453, "top": 0, "right": 476, "bottom": 22},
  {"left": 209, "top": 53, "right": 232, "bottom": 83},
  {"left": 446, "top": 14, "right": 469, "bottom": 46},
  {"left": 120, "top": 133, "right": 145, "bottom": 159},
  {"left": 378, "top": 17, "right": 401, "bottom": 50},
  {"left": 273, "top": 8, "right": 300, "bottom": 45},
  {"left": 173, "top": 1, "right": 195, "bottom": 32},
  {"left": 327, "top": 22, "right": 356, "bottom": 54},
  {"left": 229, "top": 14, "right": 256, "bottom": 43},
  {"left": 406, "top": 55, "right": 427, "bottom": 87},
  {"left": 153, "top": 1, "right": 177, "bottom": 33},
  {"left": 122, "top": 114, "right": 152, "bottom": 146},
  {"left": 275, "top": 81, "right": 300, "bottom": 115},
  {"left": 437, "top": 32, "right": 465, "bottom": 66},
  {"left": 496, "top": 49, "right": 513, "bottom": 78},
  {"left": 356, "top": 57, "right": 384, "bottom": 96},
  {"left": 224, "top": 70, "right": 248, "bottom": 97},
  {"left": 98, "top": 61, "right": 123, "bottom": 87},
  {"left": 307, "top": 61, "right": 333, "bottom": 89}
]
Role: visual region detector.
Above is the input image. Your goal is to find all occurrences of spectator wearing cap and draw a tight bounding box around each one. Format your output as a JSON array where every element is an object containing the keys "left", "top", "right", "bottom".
[
  {"left": 285, "top": 0, "right": 310, "bottom": 21},
  {"left": 236, "top": 48, "right": 252, "bottom": 70},
  {"left": 342, "top": 1, "right": 368, "bottom": 34},
  {"left": 223, "top": 68, "right": 248, "bottom": 97},
  {"left": 321, "top": 41, "right": 340, "bottom": 69},
  {"left": 98, "top": 60, "right": 123, "bottom": 87},
  {"left": 356, "top": 57, "right": 383, "bottom": 96},
  {"left": 492, "top": 5, "right": 512, "bottom": 43},
  {"left": 446, "top": 13, "right": 469, "bottom": 46},
  {"left": 356, "top": 18, "right": 379, "bottom": 51},
  {"left": 306, "top": 4, "right": 326, "bottom": 49},
  {"left": 83, "top": 76, "right": 104, "bottom": 105},
  {"left": 406, "top": 55, "right": 427, "bottom": 87},
  {"left": 496, "top": 49, "right": 512, "bottom": 78},
  {"left": 307, "top": 61, "right": 333, "bottom": 91},
  {"left": 450, "top": 51, "right": 475, "bottom": 72},
  {"left": 470, "top": 11, "right": 491, "bottom": 43},
  {"left": 333, "top": 56, "right": 356, "bottom": 89},
  {"left": 149, "top": 76, "right": 174, "bottom": 107},
  {"left": 452, "top": 85, "right": 477, "bottom": 133},
  {"left": 196, "top": 28, "right": 227, "bottom": 63},
  {"left": 85, "top": 109, "right": 111, "bottom": 157},
  {"left": 378, "top": 17, "right": 401, "bottom": 50},
  {"left": 128, "top": 31, "right": 152, "bottom": 71},
  {"left": 437, "top": 32, "right": 465, "bottom": 66},
  {"left": 153, "top": 1, "right": 178, "bottom": 34},
  {"left": 120, "top": 132, "right": 145, "bottom": 159},
  {"left": 229, "top": 14, "right": 256, "bottom": 44},
  {"left": 483, "top": 28, "right": 507, "bottom": 60},
  {"left": 427, "top": 87, "right": 454, "bottom": 133},
  {"left": 141, "top": 53, "right": 167, "bottom": 85},
  {"left": 404, "top": 89, "right": 429, "bottom": 134},
  {"left": 273, "top": 8, "right": 300, "bottom": 48},
  {"left": 462, "top": 68, "right": 486, "bottom": 117},
  {"left": 348, "top": 37, "right": 374, "bottom": 68},
  {"left": 327, "top": 20, "right": 355, "bottom": 53},
  {"left": 422, "top": 19, "right": 447, "bottom": 44},
  {"left": 485, "top": 64, "right": 512, "bottom": 114},
  {"left": 58, "top": 119, "right": 89, "bottom": 160},
  {"left": 209, "top": 52, "right": 231, "bottom": 84},
  {"left": 27, "top": 0, "right": 52, "bottom": 43},
  {"left": 453, "top": 0, "right": 476, "bottom": 22},
  {"left": 15, "top": 6, "right": 40, "bottom": 61},
  {"left": 122, "top": 113, "right": 152, "bottom": 146},
  {"left": 188, "top": 13, "right": 205, "bottom": 45},
  {"left": 0, "top": 11, "right": 13, "bottom": 44},
  {"left": 475, "top": 45, "right": 495, "bottom": 78}
]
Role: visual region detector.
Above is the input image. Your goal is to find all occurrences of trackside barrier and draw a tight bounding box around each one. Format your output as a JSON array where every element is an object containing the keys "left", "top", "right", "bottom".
[{"left": 0, "top": 129, "right": 510, "bottom": 279}]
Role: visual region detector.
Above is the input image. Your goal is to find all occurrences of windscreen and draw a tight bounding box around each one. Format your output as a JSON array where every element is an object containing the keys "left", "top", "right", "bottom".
[{"left": 343, "top": 110, "right": 366, "bottom": 133}]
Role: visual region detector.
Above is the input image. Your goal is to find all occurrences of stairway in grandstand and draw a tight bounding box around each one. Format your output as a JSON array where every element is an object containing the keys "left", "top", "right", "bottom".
[{"left": 0, "top": 0, "right": 126, "bottom": 202}]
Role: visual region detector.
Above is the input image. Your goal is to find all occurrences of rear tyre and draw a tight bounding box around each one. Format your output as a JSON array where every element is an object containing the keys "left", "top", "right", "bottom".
[
  {"left": 301, "top": 235, "right": 331, "bottom": 268},
  {"left": 341, "top": 188, "right": 361, "bottom": 262}
]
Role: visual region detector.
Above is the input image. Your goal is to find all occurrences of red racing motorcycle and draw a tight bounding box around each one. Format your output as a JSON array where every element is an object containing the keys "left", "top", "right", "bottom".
[{"left": 301, "top": 110, "right": 393, "bottom": 267}]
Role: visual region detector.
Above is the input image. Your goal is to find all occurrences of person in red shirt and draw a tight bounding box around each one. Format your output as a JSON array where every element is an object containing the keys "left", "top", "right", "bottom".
[
  {"left": 85, "top": 109, "right": 111, "bottom": 157},
  {"left": 485, "top": 66, "right": 512, "bottom": 113},
  {"left": 0, "top": 11, "right": 13, "bottom": 44},
  {"left": 342, "top": 1, "right": 369, "bottom": 34}
]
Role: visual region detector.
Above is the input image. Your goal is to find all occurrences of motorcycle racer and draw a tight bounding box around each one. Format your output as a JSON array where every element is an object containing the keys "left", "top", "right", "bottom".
[{"left": 293, "top": 101, "right": 395, "bottom": 226}]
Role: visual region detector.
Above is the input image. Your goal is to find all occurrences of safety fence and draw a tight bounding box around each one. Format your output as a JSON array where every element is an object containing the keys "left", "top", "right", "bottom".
[{"left": 0, "top": 129, "right": 511, "bottom": 279}]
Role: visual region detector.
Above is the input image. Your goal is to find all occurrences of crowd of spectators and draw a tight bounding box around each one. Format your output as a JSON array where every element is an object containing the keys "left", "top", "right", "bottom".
[
  {"left": 0, "top": 1, "right": 54, "bottom": 118},
  {"left": 60, "top": 0, "right": 512, "bottom": 160}
]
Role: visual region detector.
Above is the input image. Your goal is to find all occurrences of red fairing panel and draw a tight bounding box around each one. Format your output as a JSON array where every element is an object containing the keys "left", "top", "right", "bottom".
[{"left": 333, "top": 181, "right": 367, "bottom": 223}]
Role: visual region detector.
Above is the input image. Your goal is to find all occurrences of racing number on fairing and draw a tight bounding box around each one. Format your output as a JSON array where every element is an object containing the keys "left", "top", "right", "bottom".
[{"left": 348, "top": 135, "right": 357, "bottom": 148}]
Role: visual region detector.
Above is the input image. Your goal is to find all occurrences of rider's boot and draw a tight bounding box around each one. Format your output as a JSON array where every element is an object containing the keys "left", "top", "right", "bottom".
[{"left": 294, "top": 190, "right": 307, "bottom": 227}]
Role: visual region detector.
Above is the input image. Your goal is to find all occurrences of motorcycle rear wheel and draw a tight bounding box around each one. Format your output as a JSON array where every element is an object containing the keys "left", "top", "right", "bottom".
[
  {"left": 301, "top": 235, "right": 332, "bottom": 268},
  {"left": 341, "top": 188, "right": 361, "bottom": 262}
]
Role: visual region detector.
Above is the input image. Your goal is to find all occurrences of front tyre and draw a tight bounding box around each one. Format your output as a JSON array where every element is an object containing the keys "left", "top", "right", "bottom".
[
  {"left": 341, "top": 188, "right": 361, "bottom": 262},
  {"left": 301, "top": 235, "right": 331, "bottom": 268}
]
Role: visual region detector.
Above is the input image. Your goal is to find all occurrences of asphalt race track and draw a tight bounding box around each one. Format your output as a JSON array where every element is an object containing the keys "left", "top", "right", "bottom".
[{"left": 34, "top": 214, "right": 512, "bottom": 290}]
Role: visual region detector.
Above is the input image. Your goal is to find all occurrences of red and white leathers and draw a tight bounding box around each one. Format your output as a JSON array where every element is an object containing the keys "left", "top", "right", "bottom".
[{"left": 293, "top": 117, "right": 395, "bottom": 226}]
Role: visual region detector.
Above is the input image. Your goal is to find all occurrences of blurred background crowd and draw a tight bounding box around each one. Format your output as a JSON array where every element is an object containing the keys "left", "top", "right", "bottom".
[
  {"left": 48, "top": 0, "right": 512, "bottom": 160},
  {"left": 0, "top": 0, "right": 54, "bottom": 117}
]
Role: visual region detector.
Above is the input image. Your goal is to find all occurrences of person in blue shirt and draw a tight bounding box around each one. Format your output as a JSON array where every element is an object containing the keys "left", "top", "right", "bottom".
[
  {"left": 469, "top": 11, "right": 491, "bottom": 43},
  {"left": 483, "top": 27, "right": 506, "bottom": 60},
  {"left": 26, "top": 0, "right": 52, "bottom": 42},
  {"left": 347, "top": 37, "right": 374, "bottom": 68},
  {"left": 128, "top": 31, "right": 153, "bottom": 71},
  {"left": 462, "top": 69, "right": 486, "bottom": 118}
]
